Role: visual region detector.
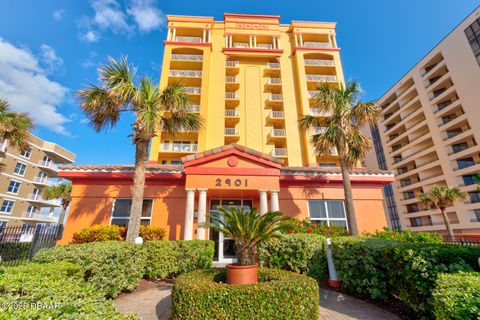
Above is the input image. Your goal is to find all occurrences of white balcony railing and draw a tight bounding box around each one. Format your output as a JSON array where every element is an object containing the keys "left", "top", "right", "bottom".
[
  {"left": 268, "top": 78, "right": 282, "bottom": 85},
  {"left": 303, "top": 42, "right": 331, "bottom": 48},
  {"left": 33, "top": 177, "right": 54, "bottom": 186},
  {"left": 225, "top": 109, "right": 239, "bottom": 117},
  {"left": 257, "top": 43, "right": 273, "bottom": 49},
  {"left": 225, "top": 92, "right": 240, "bottom": 99},
  {"left": 187, "top": 105, "right": 200, "bottom": 113},
  {"left": 174, "top": 36, "right": 203, "bottom": 43},
  {"left": 269, "top": 94, "right": 283, "bottom": 101},
  {"left": 270, "top": 129, "right": 286, "bottom": 137},
  {"left": 309, "top": 108, "right": 330, "bottom": 117},
  {"left": 267, "top": 63, "right": 280, "bottom": 69},
  {"left": 272, "top": 148, "right": 288, "bottom": 157},
  {"left": 233, "top": 42, "right": 249, "bottom": 48},
  {"left": 171, "top": 54, "right": 203, "bottom": 62},
  {"left": 185, "top": 87, "right": 201, "bottom": 94},
  {"left": 161, "top": 143, "right": 198, "bottom": 153},
  {"left": 21, "top": 212, "right": 58, "bottom": 223},
  {"left": 27, "top": 194, "right": 60, "bottom": 206},
  {"left": 330, "top": 147, "right": 339, "bottom": 155},
  {"left": 226, "top": 61, "right": 240, "bottom": 68},
  {"left": 308, "top": 91, "right": 319, "bottom": 98},
  {"left": 269, "top": 111, "right": 284, "bottom": 119},
  {"left": 169, "top": 70, "right": 202, "bottom": 78},
  {"left": 312, "top": 127, "right": 326, "bottom": 135},
  {"left": 306, "top": 75, "right": 337, "bottom": 82},
  {"left": 225, "top": 76, "right": 239, "bottom": 83},
  {"left": 38, "top": 160, "right": 58, "bottom": 171},
  {"left": 304, "top": 59, "right": 335, "bottom": 66},
  {"left": 225, "top": 128, "right": 239, "bottom": 136}
]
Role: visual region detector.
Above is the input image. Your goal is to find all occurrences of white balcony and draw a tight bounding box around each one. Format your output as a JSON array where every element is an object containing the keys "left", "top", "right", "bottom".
[
  {"left": 171, "top": 54, "right": 203, "bottom": 62},
  {"left": 330, "top": 147, "right": 339, "bottom": 155},
  {"left": 303, "top": 42, "right": 331, "bottom": 48},
  {"left": 27, "top": 194, "right": 60, "bottom": 206},
  {"left": 225, "top": 76, "right": 239, "bottom": 83},
  {"left": 267, "top": 63, "right": 280, "bottom": 69},
  {"left": 38, "top": 160, "right": 58, "bottom": 172},
  {"left": 21, "top": 212, "right": 58, "bottom": 223},
  {"left": 174, "top": 36, "right": 203, "bottom": 43},
  {"left": 306, "top": 75, "right": 337, "bottom": 82},
  {"left": 304, "top": 59, "right": 335, "bottom": 67},
  {"left": 268, "top": 78, "right": 282, "bottom": 85},
  {"left": 226, "top": 61, "right": 240, "bottom": 68},
  {"left": 225, "top": 109, "right": 239, "bottom": 117},
  {"left": 187, "top": 105, "right": 200, "bottom": 113},
  {"left": 269, "top": 94, "right": 283, "bottom": 101},
  {"left": 233, "top": 42, "right": 249, "bottom": 48},
  {"left": 257, "top": 43, "right": 273, "bottom": 49},
  {"left": 269, "top": 129, "right": 286, "bottom": 138},
  {"left": 309, "top": 108, "right": 330, "bottom": 117},
  {"left": 272, "top": 148, "right": 288, "bottom": 157},
  {"left": 225, "top": 128, "right": 239, "bottom": 136},
  {"left": 177, "top": 127, "right": 199, "bottom": 133},
  {"left": 169, "top": 70, "right": 202, "bottom": 78},
  {"left": 312, "top": 127, "right": 326, "bottom": 135},
  {"left": 185, "top": 87, "right": 201, "bottom": 94},
  {"left": 225, "top": 92, "right": 240, "bottom": 100},
  {"left": 269, "top": 111, "right": 285, "bottom": 119},
  {"left": 308, "top": 91, "right": 319, "bottom": 99},
  {"left": 32, "top": 177, "right": 55, "bottom": 186},
  {"left": 161, "top": 143, "right": 198, "bottom": 153}
]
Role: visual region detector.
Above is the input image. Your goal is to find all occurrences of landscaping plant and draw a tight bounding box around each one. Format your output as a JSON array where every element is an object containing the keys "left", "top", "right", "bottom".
[
  {"left": 72, "top": 224, "right": 166, "bottom": 243},
  {"left": 367, "top": 227, "right": 443, "bottom": 243},
  {"left": 282, "top": 217, "right": 348, "bottom": 237},
  {"left": 41, "top": 183, "right": 72, "bottom": 226}
]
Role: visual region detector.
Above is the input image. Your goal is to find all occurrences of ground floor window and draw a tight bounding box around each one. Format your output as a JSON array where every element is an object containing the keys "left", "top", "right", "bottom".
[
  {"left": 307, "top": 200, "right": 347, "bottom": 228},
  {"left": 110, "top": 199, "right": 153, "bottom": 227},
  {"left": 0, "top": 220, "right": 7, "bottom": 229}
]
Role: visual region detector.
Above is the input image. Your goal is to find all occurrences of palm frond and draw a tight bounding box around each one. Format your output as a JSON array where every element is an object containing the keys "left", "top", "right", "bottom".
[
  {"left": 0, "top": 98, "right": 34, "bottom": 151},
  {"left": 159, "top": 81, "right": 190, "bottom": 112}
]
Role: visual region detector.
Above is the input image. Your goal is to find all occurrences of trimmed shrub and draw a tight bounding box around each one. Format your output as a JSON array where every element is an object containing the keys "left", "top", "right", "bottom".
[
  {"left": 433, "top": 272, "right": 480, "bottom": 319},
  {"left": 33, "top": 241, "right": 145, "bottom": 298},
  {"left": 282, "top": 217, "right": 348, "bottom": 237},
  {"left": 144, "top": 240, "right": 215, "bottom": 280},
  {"left": 72, "top": 224, "right": 165, "bottom": 244},
  {"left": 258, "top": 234, "right": 327, "bottom": 281},
  {"left": 0, "top": 242, "right": 31, "bottom": 263},
  {"left": 172, "top": 268, "right": 319, "bottom": 320},
  {"left": 367, "top": 227, "right": 443, "bottom": 244},
  {"left": 0, "top": 262, "right": 134, "bottom": 319}
]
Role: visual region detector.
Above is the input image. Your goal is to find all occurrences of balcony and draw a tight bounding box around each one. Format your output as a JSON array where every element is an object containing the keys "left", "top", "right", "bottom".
[
  {"left": 27, "top": 194, "right": 60, "bottom": 207},
  {"left": 257, "top": 43, "right": 273, "bottom": 49},
  {"left": 308, "top": 91, "right": 319, "bottom": 99},
  {"left": 21, "top": 212, "right": 58, "bottom": 223},
  {"left": 161, "top": 142, "right": 197, "bottom": 153},
  {"left": 174, "top": 36, "right": 203, "bottom": 43},
  {"left": 267, "top": 63, "right": 280, "bottom": 69},
  {"left": 185, "top": 87, "right": 201, "bottom": 95},
  {"left": 304, "top": 59, "right": 334, "bottom": 67},
  {"left": 32, "top": 177, "right": 55, "bottom": 186},
  {"left": 226, "top": 61, "right": 240, "bottom": 68},
  {"left": 268, "top": 94, "right": 283, "bottom": 102},
  {"left": 312, "top": 127, "right": 326, "bottom": 135},
  {"left": 306, "top": 75, "right": 337, "bottom": 82},
  {"left": 268, "top": 111, "right": 285, "bottom": 120},
  {"left": 224, "top": 128, "right": 239, "bottom": 136},
  {"left": 233, "top": 42, "right": 249, "bottom": 48},
  {"left": 171, "top": 54, "right": 203, "bottom": 62},
  {"left": 169, "top": 70, "right": 202, "bottom": 78},
  {"left": 187, "top": 105, "right": 200, "bottom": 113},
  {"left": 225, "top": 109, "right": 239, "bottom": 118},
  {"left": 225, "top": 92, "right": 240, "bottom": 100},
  {"left": 272, "top": 148, "right": 288, "bottom": 158},
  {"left": 225, "top": 76, "right": 239, "bottom": 83},
  {"left": 38, "top": 160, "right": 58, "bottom": 172},
  {"left": 303, "top": 42, "right": 331, "bottom": 48},
  {"left": 309, "top": 108, "right": 330, "bottom": 117},
  {"left": 268, "top": 129, "right": 286, "bottom": 139},
  {"left": 267, "top": 78, "right": 282, "bottom": 85}
]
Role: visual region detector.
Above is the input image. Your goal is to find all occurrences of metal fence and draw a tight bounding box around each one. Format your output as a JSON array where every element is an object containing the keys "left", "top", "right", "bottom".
[
  {"left": 443, "top": 235, "right": 480, "bottom": 247},
  {"left": 0, "top": 225, "right": 63, "bottom": 266}
]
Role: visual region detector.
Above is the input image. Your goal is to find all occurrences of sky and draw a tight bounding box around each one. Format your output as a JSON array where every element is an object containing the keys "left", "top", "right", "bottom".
[{"left": 0, "top": 0, "right": 478, "bottom": 165}]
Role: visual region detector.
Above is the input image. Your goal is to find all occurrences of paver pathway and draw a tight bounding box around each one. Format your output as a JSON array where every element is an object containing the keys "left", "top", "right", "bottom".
[{"left": 115, "top": 279, "right": 400, "bottom": 320}]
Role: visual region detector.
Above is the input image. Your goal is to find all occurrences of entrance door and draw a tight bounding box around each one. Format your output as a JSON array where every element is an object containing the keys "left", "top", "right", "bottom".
[{"left": 209, "top": 199, "right": 253, "bottom": 263}]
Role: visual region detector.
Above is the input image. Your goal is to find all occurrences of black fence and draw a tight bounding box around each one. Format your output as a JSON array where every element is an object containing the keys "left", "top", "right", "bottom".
[
  {"left": 443, "top": 235, "right": 480, "bottom": 247},
  {"left": 0, "top": 225, "right": 63, "bottom": 266}
]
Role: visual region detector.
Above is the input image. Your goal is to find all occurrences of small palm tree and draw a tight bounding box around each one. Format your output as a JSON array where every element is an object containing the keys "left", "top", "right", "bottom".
[
  {"left": 77, "top": 57, "right": 202, "bottom": 242},
  {"left": 300, "top": 82, "right": 380, "bottom": 236},
  {"left": 42, "top": 183, "right": 72, "bottom": 226},
  {"left": 0, "top": 98, "right": 34, "bottom": 152},
  {"left": 203, "top": 207, "right": 288, "bottom": 266},
  {"left": 419, "top": 185, "right": 467, "bottom": 238},
  {"left": 475, "top": 173, "right": 480, "bottom": 192}
]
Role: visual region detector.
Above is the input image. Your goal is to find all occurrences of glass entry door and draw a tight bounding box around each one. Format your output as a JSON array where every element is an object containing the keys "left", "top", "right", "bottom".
[{"left": 209, "top": 199, "right": 252, "bottom": 263}]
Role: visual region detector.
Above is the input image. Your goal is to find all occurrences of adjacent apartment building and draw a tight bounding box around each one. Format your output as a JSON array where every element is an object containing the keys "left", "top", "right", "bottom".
[
  {"left": 0, "top": 135, "right": 76, "bottom": 228},
  {"left": 366, "top": 7, "right": 480, "bottom": 234}
]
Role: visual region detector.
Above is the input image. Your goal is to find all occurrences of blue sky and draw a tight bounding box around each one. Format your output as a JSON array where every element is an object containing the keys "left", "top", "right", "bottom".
[{"left": 0, "top": 0, "right": 478, "bottom": 164}]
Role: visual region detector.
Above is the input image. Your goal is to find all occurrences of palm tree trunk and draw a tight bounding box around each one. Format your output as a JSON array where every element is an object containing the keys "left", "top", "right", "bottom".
[
  {"left": 57, "top": 204, "right": 68, "bottom": 226},
  {"left": 340, "top": 156, "right": 359, "bottom": 236},
  {"left": 126, "top": 140, "right": 149, "bottom": 242},
  {"left": 440, "top": 207, "right": 455, "bottom": 239}
]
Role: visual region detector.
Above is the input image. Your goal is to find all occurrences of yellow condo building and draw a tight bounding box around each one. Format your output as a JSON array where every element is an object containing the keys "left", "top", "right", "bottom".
[{"left": 149, "top": 13, "right": 345, "bottom": 166}]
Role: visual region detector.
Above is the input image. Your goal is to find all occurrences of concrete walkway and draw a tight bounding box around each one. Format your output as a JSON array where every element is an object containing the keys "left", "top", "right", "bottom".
[{"left": 115, "top": 279, "right": 400, "bottom": 320}]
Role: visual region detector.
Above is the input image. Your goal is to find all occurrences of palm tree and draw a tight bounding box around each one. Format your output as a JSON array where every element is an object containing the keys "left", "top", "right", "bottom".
[
  {"left": 299, "top": 82, "right": 380, "bottom": 236},
  {"left": 475, "top": 173, "right": 480, "bottom": 192},
  {"left": 42, "top": 183, "right": 72, "bottom": 226},
  {"left": 203, "top": 207, "right": 288, "bottom": 266},
  {"left": 77, "top": 57, "right": 202, "bottom": 242},
  {"left": 419, "top": 185, "right": 467, "bottom": 238},
  {"left": 0, "top": 98, "right": 34, "bottom": 153}
]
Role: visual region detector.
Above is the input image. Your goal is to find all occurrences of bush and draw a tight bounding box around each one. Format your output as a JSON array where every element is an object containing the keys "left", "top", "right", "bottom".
[
  {"left": 258, "top": 234, "right": 327, "bottom": 281},
  {"left": 0, "top": 262, "right": 134, "bottom": 319},
  {"left": 172, "top": 268, "right": 319, "bottom": 320},
  {"left": 0, "top": 242, "right": 31, "bottom": 263},
  {"left": 282, "top": 218, "right": 348, "bottom": 237},
  {"left": 34, "top": 241, "right": 145, "bottom": 298},
  {"left": 367, "top": 227, "right": 443, "bottom": 244},
  {"left": 144, "top": 240, "right": 215, "bottom": 280},
  {"left": 72, "top": 224, "right": 166, "bottom": 244},
  {"left": 433, "top": 272, "right": 480, "bottom": 319}
]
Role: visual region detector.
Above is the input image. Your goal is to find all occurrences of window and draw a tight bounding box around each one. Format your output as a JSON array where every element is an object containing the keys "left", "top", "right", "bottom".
[
  {"left": 452, "top": 142, "right": 468, "bottom": 154},
  {"left": 161, "top": 160, "right": 167, "bottom": 164},
  {"left": 475, "top": 209, "right": 480, "bottom": 221},
  {"left": 463, "top": 175, "right": 476, "bottom": 186},
  {"left": 110, "top": 199, "right": 153, "bottom": 227},
  {"left": 406, "top": 203, "right": 419, "bottom": 213},
  {"left": 319, "top": 163, "right": 337, "bottom": 167},
  {"left": 7, "top": 181, "right": 21, "bottom": 194},
  {"left": 308, "top": 200, "right": 347, "bottom": 228},
  {"left": 469, "top": 192, "right": 480, "bottom": 204},
  {"left": 0, "top": 200, "right": 15, "bottom": 213},
  {"left": 13, "top": 162, "right": 27, "bottom": 176},
  {"left": 457, "top": 157, "right": 474, "bottom": 169},
  {"left": 21, "top": 224, "right": 32, "bottom": 232},
  {"left": 42, "top": 156, "right": 52, "bottom": 164},
  {"left": 20, "top": 148, "right": 32, "bottom": 158},
  {"left": 465, "top": 17, "right": 480, "bottom": 65},
  {"left": 0, "top": 220, "right": 7, "bottom": 229},
  {"left": 410, "top": 217, "right": 423, "bottom": 227},
  {"left": 170, "top": 160, "right": 182, "bottom": 165},
  {"left": 26, "top": 205, "right": 36, "bottom": 213}
]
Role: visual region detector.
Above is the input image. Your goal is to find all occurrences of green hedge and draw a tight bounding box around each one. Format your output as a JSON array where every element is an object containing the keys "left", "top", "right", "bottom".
[
  {"left": 331, "top": 237, "right": 480, "bottom": 317},
  {"left": 172, "top": 268, "right": 319, "bottom": 320},
  {"left": 0, "top": 242, "right": 31, "bottom": 263},
  {"left": 143, "top": 240, "right": 215, "bottom": 280},
  {"left": 33, "top": 241, "right": 145, "bottom": 298},
  {"left": 258, "top": 234, "right": 327, "bottom": 281},
  {"left": 432, "top": 272, "right": 480, "bottom": 319},
  {"left": 368, "top": 227, "right": 443, "bottom": 243},
  {"left": 0, "top": 262, "right": 134, "bottom": 319}
]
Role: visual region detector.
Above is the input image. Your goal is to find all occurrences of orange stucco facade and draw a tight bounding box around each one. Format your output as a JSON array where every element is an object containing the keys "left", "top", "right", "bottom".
[{"left": 59, "top": 144, "right": 393, "bottom": 245}]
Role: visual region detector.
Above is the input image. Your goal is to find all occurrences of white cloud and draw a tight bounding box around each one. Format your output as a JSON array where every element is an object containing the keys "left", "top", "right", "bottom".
[
  {"left": 80, "top": 30, "right": 100, "bottom": 42},
  {"left": 39, "top": 44, "right": 64, "bottom": 74},
  {"left": 0, "top": 38, "right": 70, "bottom": 135},
  {"left": 52, "top": 9, "right": 65, "bottom": 21},
  {"left": 127, "top": 0, "right": 165, "bottom": 32},
  {"left": 81, "top": 51, "right": 99, "bottom": 68},
  {"left": 91, "top": 0, "right": 131, "bottom": 34}
]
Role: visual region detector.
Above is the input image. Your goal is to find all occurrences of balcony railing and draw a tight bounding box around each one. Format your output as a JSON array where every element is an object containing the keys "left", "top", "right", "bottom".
[
  {"left": 257, "top": 43, "right": 273, "bottom": 49},
  {"left": 225, "top": 76, "right": 239, "bottom": 83},
  {"left": 306, "top": 75, "right": 337, "bottom": 82},
  {"left": 21, "top": 212, "right": 58, "bottom": 223},
  {"left": 225, "top": 128, "right": 239, "bottom": 136},
  {"left": 225, "top": 109, "right": 239, "bottom": 117},
  {"left": 226, "top": 61, "right": 239, "bottom": 68},
  {"left": 312, "top": 127, "right": 326, "bottom": 135},
  {"left": 187, "top": 105, "right": 200, "bottom": 113},
  {"left": 267, "top": 63, "right": 280, "bottom": 69},
  {"left": 161, "top": 143, "right": 198, "bottom": 153},
  {"left": 309, "top": 108, "right": 330, "bottom": 117},
  {"left": 303, "top": 42, "right": 331, "bottom": 48},
  {"left": 174, "top": 36, "right": 203, "bottom": 43},
  {"left": 38, "top": 160, "right": 58, "bottom": 171},
  {"left": 308, "top": 91, "right": 319, "bottom": 98},
  {"left": 225, "top": 92, "right": 240, "bottom": 100},
  {"left": 304, "top": 59, "right": 335, "bottom": 66},
  {"left": 233, "top": 42, "right": 249, "bottom": 48},
  {"left": 32, "top": 177, "right": 54, "bottom": 186},
  {"left": 272, "top": 148, "right": 288, "bottom": 157},
  {"left": 169, "top": 70, "right": 202, "bottom": 78},
  {"left": 185, "top": 87, "right": 201, "bottom": 94},
  {"left": 171, "top": 54, "right": 203, "bottom": 61},
  {"left": 269, "top": 94, "right": 283, "bottom": 101},
  {"left": 269, "top": 129, "right": 286, "bottom": 137},
  {"left": 268, "top": 78, "right": 282, "bottom": 85},
  {"left": 269, "top": 111, "right": 284, "bottom": 119}
]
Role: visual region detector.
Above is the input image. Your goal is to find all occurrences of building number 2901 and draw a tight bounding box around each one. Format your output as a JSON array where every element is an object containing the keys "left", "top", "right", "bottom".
[{"left": 215, "top": 178, "right": 248, "bottom": 187}]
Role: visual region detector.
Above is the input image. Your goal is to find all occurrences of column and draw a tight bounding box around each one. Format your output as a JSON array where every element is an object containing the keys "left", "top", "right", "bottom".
[
  {"left": 272, "top": 36, "right": 276, "bottom": 49},
  {"left": 299, "top": 33, "right": 303, "bottom": 46},
  {"left": 254, "top": 36, "right": 257, "bottom": 48},
  {"left": 172, "top": 28, "right": 177, "bottom": 41},
  {"left": 196, "top": 188, "right": 208, "bottom": 240},
  {"left": 249, "top": 36, "right": 253, "bottom": 48},
  {"left": 332, "top": 35, "right": 337, "bottom": 48},
  {"left": 183, "top": 188, "right": 195, "bottom": 240},
  {"left": 328, "top": 34, "right": 332, "bottom": 48},
  {"left": 208, "top": 30, "right": 211, "bottom": 43},
  {"left": 225, "top": 35, "right": 228, "bottom": 47},
  {"left": 294, "top": 34, "right": 298, "bottom": 46},
  {"left": 276, "top": 37, "right": 281, "bottom": 49},
  {"left": 270, "top": 190, "right": 280, "bottom": 212},
  {"left": 166, "top": 28, "right": 171, "bottom": 41},
  {"left": 203, "top": 29, "right": 206, "bottom": 43},
  {"left": 259, "top": 190, "right": 268, "bottom": 214},
  {"left": 229, "top": 35, "right": 232, "bottom": 47}
]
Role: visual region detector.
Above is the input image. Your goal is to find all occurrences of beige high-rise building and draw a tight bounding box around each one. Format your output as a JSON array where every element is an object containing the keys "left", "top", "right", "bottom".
[
  {"left": 366, "top": 7, "right": 480, "bottom": 234},
  {"left": 0, "top": 135, "right": 76, "bottom": 228}
]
